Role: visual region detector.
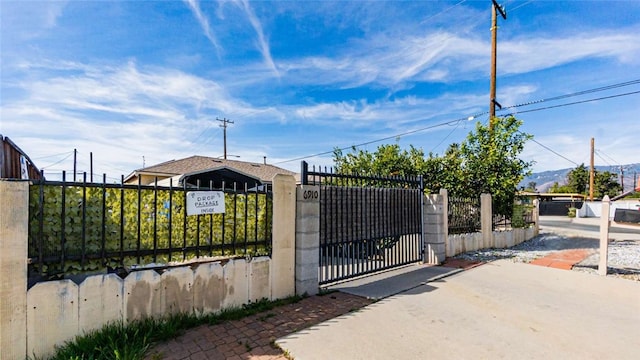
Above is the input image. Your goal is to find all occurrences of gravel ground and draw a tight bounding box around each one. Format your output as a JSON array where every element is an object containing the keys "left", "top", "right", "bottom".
[{"left": 454, "top": 231, "right": 640, "bottom": 281}]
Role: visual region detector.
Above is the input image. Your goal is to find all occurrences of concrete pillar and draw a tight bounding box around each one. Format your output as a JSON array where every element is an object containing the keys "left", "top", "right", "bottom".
[
  {"left": 598, "top": 196, "right": 611, "bottom": 276},
  {"left": 0, "top": 180, "right": 29, "bottom": 359},
  {"left": 271, "top": 174, "right": 296, "bottom": 299},
  {"left": 424, "top": 190, "right": 446, "bottom": 264},
  {"left": 295, "top": 185, "right": 320, "bottom": 296},
  {"left": 480, "top": 193, "right": 493, "bottom": 248}
]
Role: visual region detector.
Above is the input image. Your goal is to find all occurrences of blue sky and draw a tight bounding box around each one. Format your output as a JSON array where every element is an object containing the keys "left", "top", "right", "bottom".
[{"left": 1, "top": 0, "right": 639, "bottom": 182}]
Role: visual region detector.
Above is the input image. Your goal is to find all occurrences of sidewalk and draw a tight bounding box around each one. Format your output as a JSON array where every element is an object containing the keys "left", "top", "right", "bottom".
[{"left": 145, "top": 292, "right": 372, "bottom": 360}]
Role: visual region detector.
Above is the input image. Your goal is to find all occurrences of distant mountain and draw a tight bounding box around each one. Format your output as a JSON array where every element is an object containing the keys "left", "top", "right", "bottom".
[{"left": 519, "top": 163, "right": 640, "bottom": 193}]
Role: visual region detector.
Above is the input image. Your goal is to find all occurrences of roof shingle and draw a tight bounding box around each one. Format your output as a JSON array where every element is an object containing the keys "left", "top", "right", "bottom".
[{"left": 131, "top": 155, "right": 296, "bottom": 183}]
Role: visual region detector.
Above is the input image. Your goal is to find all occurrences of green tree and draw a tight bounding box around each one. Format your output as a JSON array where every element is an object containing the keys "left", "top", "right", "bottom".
[
  {"left": 460, "top": 116, "right": 533, "bottom": 218},
  {"left": 549, "top": 164, "right": 623, "bottom": 198},
  {"left": 332, "top": 116, "right": 533, "bottom": 218},
  {"left": 333, "top": 143, "right": 428, "bottom": 178},
  {"left": 548, "top": 181, "right": 572, "bottom": 194},
  {"left": 594, "top": 171, "right": 623, "bottom": 198},
  {"left": 422, "top": 143, "right": 465, "bottom": 194},
  {"left": 566, "top": 164, "right": 589, "bottom": 194},
  {"left": 525, "top": 181, "right": 537, "bottom": 192}
]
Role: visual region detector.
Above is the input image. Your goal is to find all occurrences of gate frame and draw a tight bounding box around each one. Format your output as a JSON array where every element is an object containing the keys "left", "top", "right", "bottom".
[{"left": 299, "top": 161, "right": 427, "bottom": 286}]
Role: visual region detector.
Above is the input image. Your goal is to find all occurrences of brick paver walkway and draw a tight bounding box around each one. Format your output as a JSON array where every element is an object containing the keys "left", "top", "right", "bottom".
[
  {"left": 145, "top": 292, "right": 372, "bottom": 360},
  {"left": 529, "top": 249, "right": 593, "bottom": 270}
]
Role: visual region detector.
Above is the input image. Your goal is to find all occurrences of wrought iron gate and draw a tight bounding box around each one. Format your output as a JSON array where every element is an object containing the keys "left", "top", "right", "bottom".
[{"left": 301, "top": 162, "right": 424, "bottom": 285}]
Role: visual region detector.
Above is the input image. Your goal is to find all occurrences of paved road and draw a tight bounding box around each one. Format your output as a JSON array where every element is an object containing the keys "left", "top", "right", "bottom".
[
  {"left": 539, "top": 216, "right": 640, "bottom": 241},
  {"left": 540, "top": 219, "right": 639, "bottom": 234},
  {"left": 277, "top": 260, "right": 640, "bottom": 360}
]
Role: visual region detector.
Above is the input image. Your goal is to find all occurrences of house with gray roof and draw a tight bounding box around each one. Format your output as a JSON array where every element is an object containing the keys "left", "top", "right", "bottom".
[{"left": 124, "top": 155, "right": 297, "bottom": 188}]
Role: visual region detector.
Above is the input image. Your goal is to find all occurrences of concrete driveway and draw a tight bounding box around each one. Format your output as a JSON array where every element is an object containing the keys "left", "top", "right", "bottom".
[{"left": 277, "top": 260, "right": 640, "bottom": 360}]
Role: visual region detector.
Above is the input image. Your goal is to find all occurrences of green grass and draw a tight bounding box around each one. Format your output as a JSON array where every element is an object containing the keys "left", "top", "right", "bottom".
[{"left": 45, "top": 295, "right": 304, "bottom": 360}]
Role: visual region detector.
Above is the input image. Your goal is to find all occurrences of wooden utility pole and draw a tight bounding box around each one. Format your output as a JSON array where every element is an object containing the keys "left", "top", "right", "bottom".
[
  {"left": 217, "top": 117, "right": 234, "bottom": 160},
  {"left": 589, "top": 137, "right": 595, "bottom": 201},
  {"left": 489, "top": 0, "right": 507, "bottom": 128}
]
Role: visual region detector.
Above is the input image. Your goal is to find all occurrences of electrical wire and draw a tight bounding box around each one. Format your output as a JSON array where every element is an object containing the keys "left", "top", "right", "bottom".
[
  {"left": 526, "top": 137, "right": 579, "bottom": 166},
  {"left": 595, "top": 149, "right": 622, "bottom": 167},
  {"left": 420, "top": 0, "right": 467, "bottom": 25},
  {"left": 501, "top": 90, "right": 640, "bottom": 117},
  {"left": 508, "top": 1, "right": 534, "bottom": 13},
  {"left": 429, "top": 120, "right": 461, "bottom": 154},
  {"left": 32, "top": 150, "right": 74, "bottom": 160},
  {"left": 274, "top": 112, "right": 485, "bottom": 164},
  {"left": 499, "top": 79, "right": 640, "bottom": 111},
  {"left": 40, "top": 152, "right": 74, "bottom": 169},
  {"left": 275, "top": 85, "right": 640, "bottom": 165}
]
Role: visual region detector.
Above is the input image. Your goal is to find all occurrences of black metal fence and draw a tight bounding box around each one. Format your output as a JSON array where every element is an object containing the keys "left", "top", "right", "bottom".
[
  {"left": 448, "top": 196, "right": 481, "bottom": 234},
  {"left": 28, "top": 171, "right": 272, "bottom": 282},
  {"left": 302, "top": 162, "right": 424, "bottom": 285},
  {"left": 492, "top": 197, "right": 535, "bottom": 230}
]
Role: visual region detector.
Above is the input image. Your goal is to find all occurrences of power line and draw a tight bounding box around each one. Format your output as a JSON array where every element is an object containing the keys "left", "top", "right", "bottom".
[
  {"left": 429, "top": 121, "right": 462, "bottom": 154},
  {"left": 501, "top": 89, "right": 640, "bottom": 116},
  {"left": 500, "top": 79, "right": 640, "bottom": 111},
  {"left": 41, "top": 152, "right": 74, "bottom": 169},
  {"left": 527, "top": 137, "right": 579, "bottom": 167},
  {"left": 420, "top": 0, "right": 467, "bottom": 25},
  {"left": 275, "top": 81, "right": 640, "bottom": 165},
  {"left": 595, "top": 149, "right": 622, "bottom": 167},
  {"left": 32, "top": 150, "right": 74, "bottom": 160},
  {"left": 274, "top": 114, "right": 480, "bottom": 165},
  {"left": 508, "top": 0, "right": 534, "bottom": 13}
]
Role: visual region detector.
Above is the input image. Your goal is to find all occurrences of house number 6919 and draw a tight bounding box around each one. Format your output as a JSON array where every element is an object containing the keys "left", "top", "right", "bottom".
[{"left": 303, "top": 190, "right": 319, "bottom": 200}]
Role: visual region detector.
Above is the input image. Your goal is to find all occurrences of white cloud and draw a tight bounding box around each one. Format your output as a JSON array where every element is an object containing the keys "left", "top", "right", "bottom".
[
  {"left": 0, "top": 0, "right": 67, "bottom": 40},
  {"left": 501, "top": 31, "right": 640, "bottom": 74},
  {"left": 235, "top": 0, "right": 279, "bottom": 77},
  {"left": 0, "top": 60, "right": 286, "bottom": 177},
  {"left": 183, "top": 0, "right": 223, "bottom": 57}
]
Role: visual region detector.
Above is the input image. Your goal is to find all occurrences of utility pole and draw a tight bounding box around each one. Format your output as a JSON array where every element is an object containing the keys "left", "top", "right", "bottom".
[
  {"left": 90, "top": 152, "right": 93, "bottom": 183},
  {"left": 217, "top": 117, "right": 234, "bottom": 160},
  {"left": 620, "top": 166, "right": 624, "bottom": 192},
  {"left": 73, "top": 148, "right": 78, "bottom": 182},
  {"left": 489, "top": 0, "right": 507, "bottom": 128},
  {"left": 589, "top": 137, "right": 595, "bottom": 201}
]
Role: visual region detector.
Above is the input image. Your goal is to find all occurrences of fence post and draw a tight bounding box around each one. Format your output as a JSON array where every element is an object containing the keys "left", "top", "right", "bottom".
[
  {"left": 480, "top": 193, "right": 493, "bottom": 248},
  {"left": 271, "top": 174, "right": 297, "bottom": 299},
  {"left": 598, "top": 195, "right": 611, "bottom": 276},
  {"left": 295, "top": 184, "right": 320, "bottom": 296},
  {"left": 533, "top": 198, "right": 540, "bottom": 236},
  {"left": 0, "top": 180, "right": 29, "bottom": 359},
  {"left": 424, "top": 189, "right": 446, "bottom": 264}
]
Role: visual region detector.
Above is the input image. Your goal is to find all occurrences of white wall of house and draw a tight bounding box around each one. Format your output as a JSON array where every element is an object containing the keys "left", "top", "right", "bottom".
[{"left": 577, "top": 200, "right": 640, "bottom": 218}]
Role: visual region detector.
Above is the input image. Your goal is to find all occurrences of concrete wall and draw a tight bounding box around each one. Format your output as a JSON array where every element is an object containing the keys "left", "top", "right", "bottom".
[
  {"left": 577, "top": 200, "right": 640, "bottom": 218},
  {"left": 0, "top": 175, "right": 297, "bottom": 359},
  {"left": 445, "top": 193, "right": 539, "bottom": 257}
]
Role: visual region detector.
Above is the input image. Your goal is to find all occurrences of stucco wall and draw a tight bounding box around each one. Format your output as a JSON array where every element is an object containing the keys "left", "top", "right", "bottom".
[
  {"left": 577, "top": 200, "right": 640, "bottom": 218},
  {"left": 24, "top": 258, "right": 270, "bottom": 358}
]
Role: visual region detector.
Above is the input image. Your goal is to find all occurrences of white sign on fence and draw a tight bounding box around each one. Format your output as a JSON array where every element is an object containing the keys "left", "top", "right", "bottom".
[{"left": 186, "top": 191, "right": 225, "bottom": 216}]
